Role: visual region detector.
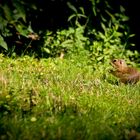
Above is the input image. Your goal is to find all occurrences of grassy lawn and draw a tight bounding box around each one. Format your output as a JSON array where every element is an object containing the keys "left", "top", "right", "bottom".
[{"left": 0, "top": 54, "right": 140, "bottom": 140}]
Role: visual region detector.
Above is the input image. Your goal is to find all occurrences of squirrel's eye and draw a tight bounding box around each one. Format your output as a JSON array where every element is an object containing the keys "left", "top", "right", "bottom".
[{"left": 113, "top": 59, "right": 116, "bottom": 63}]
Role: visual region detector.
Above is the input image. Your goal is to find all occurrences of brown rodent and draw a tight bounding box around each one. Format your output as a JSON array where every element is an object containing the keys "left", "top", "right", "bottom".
[{"left": 110, "top": 59, "right": 140, "bottom": 84}]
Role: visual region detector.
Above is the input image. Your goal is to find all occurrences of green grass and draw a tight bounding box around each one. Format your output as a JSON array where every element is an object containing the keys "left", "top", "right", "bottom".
[{"left": 0, "top": 54, "right": 140, "bottom": 140}]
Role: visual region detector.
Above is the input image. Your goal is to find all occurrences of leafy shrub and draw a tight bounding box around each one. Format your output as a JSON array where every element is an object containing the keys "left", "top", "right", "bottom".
[
  {"left": 42, "top": 25, "right": 89, "bottom": 58},
  {"left": 0, "top": 0, "right": 139, "bottom": 60},
  {"left": 86, "top": 4, "right": 139, "bottom": 67},
  {"left": 0, "top": 1, "right": 39, "bottom": 55}
]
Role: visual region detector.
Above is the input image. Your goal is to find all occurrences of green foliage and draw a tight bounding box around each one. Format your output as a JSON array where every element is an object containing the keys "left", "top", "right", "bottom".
[
  {"left": 42, "top": 20, "right": 139, "bottom": 68},
  {"left": 41, "top": 1, "right": 139, "bottom": 63},
  {"left": 0, "top": 35, "right": 8, "bottom": 50},
  {"left": 67, "top": 2, "right": 87, "bottom": 26},
  {"left": 0, "top": 0, "right": 138, "bottom": 59},
  {"left": 85, "top": 3, "right": 139, "bottom": 67},
  {"left": 42, "top": 25, "right": 89, "bottom": 58},
  {"left": 88, "top": 24, "right": 136, "bottom": 66},
  {"left": 0, "top": 1, "right": 38, "bottom": 53}
]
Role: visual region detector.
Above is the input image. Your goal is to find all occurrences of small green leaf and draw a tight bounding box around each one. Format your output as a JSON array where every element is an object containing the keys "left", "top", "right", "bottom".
[
  {"left": 129, "top": 34, "right": 135, "bottom": 38},
  {"left": 120, "top": 5, "right": 125, "bottom": 13},
  {"left": 43, "top": 48, "right": 50, "bottom": 54},
  {"left": 68, "top": 14, "right": 76, "bottom": 22},
  {"left": 67, "top": 2, "right": 77, "bottom": 13},
  {"left": 101, "top": 23, "right": 106, "bottom": 32},
  {"left": 77, "top": 14, "right": 87, "bottom": 19},
  {"left": 0, "top": 35, "right": 8, "bottom": 50}
]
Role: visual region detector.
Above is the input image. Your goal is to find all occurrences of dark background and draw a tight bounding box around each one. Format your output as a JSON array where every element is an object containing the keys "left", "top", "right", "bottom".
[{"left": 0, "top": 0, "right": 140, "bottom": 53}]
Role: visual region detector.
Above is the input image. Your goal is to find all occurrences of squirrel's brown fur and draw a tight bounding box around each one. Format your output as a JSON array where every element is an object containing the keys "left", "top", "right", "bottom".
[{"left": 110, "top": 59, "right": 140, "bottom": 84}]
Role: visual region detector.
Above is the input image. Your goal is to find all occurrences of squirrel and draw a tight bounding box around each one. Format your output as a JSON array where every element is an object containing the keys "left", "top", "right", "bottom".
[{"left": 110, "top": 59, "right": 140, "bottom": 84}]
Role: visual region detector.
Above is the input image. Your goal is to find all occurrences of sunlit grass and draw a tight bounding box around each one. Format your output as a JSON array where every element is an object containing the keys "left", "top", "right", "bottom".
[{"left": 0, "top": 54, "right": 140, "bottom": 140}]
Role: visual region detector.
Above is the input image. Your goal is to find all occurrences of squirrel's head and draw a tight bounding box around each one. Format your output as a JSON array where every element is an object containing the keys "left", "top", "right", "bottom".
[{"left": 111, "top": 59, "right": 127, "bottom": 70}]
